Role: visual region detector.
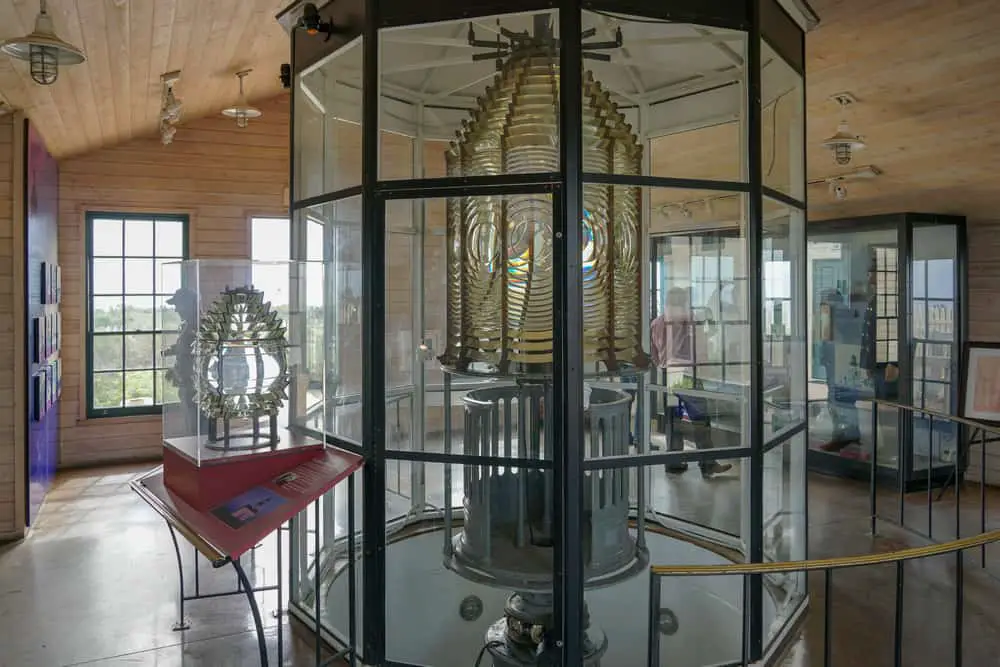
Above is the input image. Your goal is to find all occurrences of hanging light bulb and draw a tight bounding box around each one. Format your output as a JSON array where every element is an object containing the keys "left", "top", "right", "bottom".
[
  {"left": 222, "top": 69, "right": 262, "bottom": 128},
  {"left": 1, "top": 0, "right": 86, "bottom": 86}
]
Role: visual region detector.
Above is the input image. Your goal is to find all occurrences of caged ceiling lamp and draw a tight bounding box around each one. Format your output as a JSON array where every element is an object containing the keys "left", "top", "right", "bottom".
[
  {"left": 1, "top": 0, "right": 86, "bottom": 86},
  {"left": 821, "top": 96, "right": 866, "bottom": 166}
]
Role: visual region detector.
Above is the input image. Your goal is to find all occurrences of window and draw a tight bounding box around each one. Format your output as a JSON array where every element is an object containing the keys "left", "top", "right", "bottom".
[
  {"left": 912, "top": 255, "right": 955, "bottom": 412},
  {"left": 87, "top": 212, "right": 188, "bottom": 417},
  {"left": 872, "top": 245, "right": 898, "bottom": 364},
  {"left": 250, "top": 215, "right": 326, "bottom": 387}
]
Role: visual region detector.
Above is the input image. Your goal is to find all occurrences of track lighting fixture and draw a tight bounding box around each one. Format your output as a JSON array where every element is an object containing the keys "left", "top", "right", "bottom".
[{"left": 159, "top": 71, "right": 182, "bottom": 145}]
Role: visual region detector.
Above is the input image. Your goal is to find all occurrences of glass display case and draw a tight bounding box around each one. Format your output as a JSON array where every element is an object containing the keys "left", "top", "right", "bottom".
[
  {"left": 805, "top": 213, "right": 967, "bottom": 490},
  {"left": 159, "top": 259, "right": 330, "bottom": 504},
  {"left": 280, "top": 0, "right": 816, "bottom": 665}
]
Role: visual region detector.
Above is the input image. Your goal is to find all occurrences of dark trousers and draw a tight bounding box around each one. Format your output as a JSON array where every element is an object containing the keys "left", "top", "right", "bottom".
[{"left": 667, "top": 417, "right": 718, "bottom": 468}]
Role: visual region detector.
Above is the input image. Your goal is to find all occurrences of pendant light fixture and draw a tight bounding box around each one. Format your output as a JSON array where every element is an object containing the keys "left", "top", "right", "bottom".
[
  {"left": 221, "top": 69, "right": 262, "bottom": 128},
  {"left": 822, "top": 94, "right": 866, "bottom": 166},
  {"left": 0, "top": 0, "right": 86, "bottom": 86}
]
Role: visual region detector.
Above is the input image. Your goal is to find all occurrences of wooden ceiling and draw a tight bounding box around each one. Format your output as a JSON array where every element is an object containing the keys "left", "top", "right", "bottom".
[
  {"left": 0, "top": 0, "right": 290, "bottom": 158},
  {"left": 2, "top": 0, "right": 1000, "bottom": 226},
  {"left": 805, "top": 0, "right": 1000, "bottom": 221}
]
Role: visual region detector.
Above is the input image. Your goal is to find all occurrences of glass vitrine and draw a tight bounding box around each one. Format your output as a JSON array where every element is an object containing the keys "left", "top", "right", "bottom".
[
  {"left": 805, "top": 213, "right": 967, "bottom": 490},
  {"left": 281, "top": 0, "right": 817, "bottom": 664}
]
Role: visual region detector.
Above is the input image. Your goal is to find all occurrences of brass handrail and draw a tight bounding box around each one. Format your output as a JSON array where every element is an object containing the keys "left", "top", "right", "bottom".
[
  {"left": 868, "top": 397, "right": 1000, "bottom": 435},
  {"left": 650, "top": 529, "right": 1000, "bottom": 576}
]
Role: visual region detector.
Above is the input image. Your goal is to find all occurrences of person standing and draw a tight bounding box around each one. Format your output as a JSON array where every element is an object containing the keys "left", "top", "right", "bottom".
[{"left": 650, "top": 287, "right": 732, "bottom": 477}]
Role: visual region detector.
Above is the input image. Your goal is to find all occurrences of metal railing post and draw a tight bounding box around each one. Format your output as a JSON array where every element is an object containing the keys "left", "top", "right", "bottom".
[
  {"left": 871, "top": 403, "right": 879, "bottom": 535},
  {"left": 928, "top": 413, "right": 934, "bottom": 540},
  {"left": 893, "top": 560, "right": 904, "bottom": 667},
  {"left": 823, "top": 568, "right": 833, "bottom": 667},
  {"left": 955, "top": 547, "right": 964, "bottom": 667},
  {"left": 647, "top": 572, "right": 661, "bottom": 667}
]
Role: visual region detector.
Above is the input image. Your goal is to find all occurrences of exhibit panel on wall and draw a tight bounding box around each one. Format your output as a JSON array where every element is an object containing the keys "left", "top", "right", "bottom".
[
  {"left": 281, "top": 0, "right": 816, "bottom": 665},
  {"left": 24, "top": 119, "right": 61, "bottom": 526}
]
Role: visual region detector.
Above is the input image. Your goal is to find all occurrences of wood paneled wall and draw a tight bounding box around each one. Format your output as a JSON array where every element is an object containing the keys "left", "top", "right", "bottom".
[
  {"left": 0, "top": 113, "right": 24, "bottom": 538},
  {"left": 963, "top": 219, "right": 1000, "bottom": 484},
  {"left": 57, "top": 96, "right": 289, "bottom": 467}
]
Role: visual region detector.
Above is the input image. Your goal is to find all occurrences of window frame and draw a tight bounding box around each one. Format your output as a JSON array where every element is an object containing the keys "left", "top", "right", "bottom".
[
  {"left": 871, "top": 245, "right": 899, "bottom": 365},
  {"left": 85, "top": 211, "right": 190, "bottom": 419}
]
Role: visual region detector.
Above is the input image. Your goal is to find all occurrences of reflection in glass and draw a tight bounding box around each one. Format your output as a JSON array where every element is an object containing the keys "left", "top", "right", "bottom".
[
  {"left": 806, "top": 226, "right": 899, "bottom": 461},
  {"left": 647, "top": 192, "right": 749, "bottom": 470},
  {"left": 761, "top": 40, "right": 804, "bottom": 201},
  {"left": 762, "top": 433, "right": 806, "bottom": 642},
  {"left": 912, "top": 224, "right": 960, "bottom": 469},
  {"left": 763, "top": 198, "right": 807, "bottom": 437},
  {"left": 300, "top": 198, "right": 362, "bottom": 444},
  {"left": 296, "top": 37, "right": 363, "bottom": 199}
]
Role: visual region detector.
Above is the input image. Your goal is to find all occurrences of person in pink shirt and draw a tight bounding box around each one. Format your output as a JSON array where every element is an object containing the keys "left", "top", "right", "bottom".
[{"left": 650, "top": 287, "right": 731, "bottom": 477}]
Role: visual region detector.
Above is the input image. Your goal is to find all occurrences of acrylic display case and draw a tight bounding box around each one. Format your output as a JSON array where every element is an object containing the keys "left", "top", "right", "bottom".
[
  {"left": 279, "top": 0, "right": 816, "bottom": 665},
  {"left": 160, "top": 259, "right": 330, "bottom": 508},
  {"left": 805, "top": 213, "right": 967, "bottom": 490}
]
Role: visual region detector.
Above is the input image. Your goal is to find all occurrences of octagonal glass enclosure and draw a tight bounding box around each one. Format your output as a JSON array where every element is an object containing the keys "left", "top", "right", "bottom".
[{"left": 281, "top": 0, "right": 815, "bottom": 665}]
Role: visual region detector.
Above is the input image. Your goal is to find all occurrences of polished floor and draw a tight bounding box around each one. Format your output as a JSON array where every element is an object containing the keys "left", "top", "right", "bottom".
[{"left": 1, "top": 464, "right": 999, "bottom": 666}]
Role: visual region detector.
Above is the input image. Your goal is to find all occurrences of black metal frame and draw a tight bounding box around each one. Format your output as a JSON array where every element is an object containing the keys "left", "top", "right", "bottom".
[
  {"left": 805, "top": 213, "right": 968, "bottom": 492},
  {"left": 285, "top": 0, "right": 812, "bottom": 664}
]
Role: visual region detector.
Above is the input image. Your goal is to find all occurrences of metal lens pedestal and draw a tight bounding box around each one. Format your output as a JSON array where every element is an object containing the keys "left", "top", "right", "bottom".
[{"left": 444, "top": 380, "right": 645, "bottom": 666}]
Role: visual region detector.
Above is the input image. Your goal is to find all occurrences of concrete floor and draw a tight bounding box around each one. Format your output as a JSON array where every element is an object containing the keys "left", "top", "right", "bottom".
[{"left": 1, "top": 465, "right": 999, "bottom": 666}]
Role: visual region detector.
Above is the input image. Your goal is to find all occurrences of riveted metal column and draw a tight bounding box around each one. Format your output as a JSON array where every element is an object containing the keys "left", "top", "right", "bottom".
[
  {"left": 361, "top": 0, "right": 387, "bottom": 662},
  {"left": 746, "top": 0, "right": 766, "bottom": 659},
  {"left": 554, "top": 2, "right": 585, "bottom": 665}
]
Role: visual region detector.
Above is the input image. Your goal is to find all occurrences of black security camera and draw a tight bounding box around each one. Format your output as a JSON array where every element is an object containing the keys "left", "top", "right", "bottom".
[
  {"left": 300, "top": 3, "right": 323, "bottom": 33},
  {"left": 298, "top": 3, "right": 342, "bottom": 41},
  {"left": 279, "top": 63, "right": 291, "bottom": 89}
]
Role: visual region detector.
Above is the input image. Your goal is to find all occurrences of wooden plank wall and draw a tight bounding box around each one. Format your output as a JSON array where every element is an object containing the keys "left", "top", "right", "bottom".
[
  {"left": 57, "top": 95, "right": 289, "bottom": 467},
  {"left": 963, "top": 220, "right": 1000, "bottom": 484},
  {"left": 0, "top": 114, "right": 17, "bottom": 539}
]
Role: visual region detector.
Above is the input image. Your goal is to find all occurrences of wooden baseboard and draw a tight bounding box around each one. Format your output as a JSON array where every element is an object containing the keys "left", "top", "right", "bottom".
[{"left": 0, "top": 527, "right": 26, "bottom": 545}]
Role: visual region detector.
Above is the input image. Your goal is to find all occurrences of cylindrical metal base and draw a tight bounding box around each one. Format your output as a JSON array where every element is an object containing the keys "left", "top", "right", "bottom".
[
  {"left": 448, "top": 382, "right": 646, "bottom": 590},
  {"left": 484, "top": 593, "right": 607, "bottom": 667}
]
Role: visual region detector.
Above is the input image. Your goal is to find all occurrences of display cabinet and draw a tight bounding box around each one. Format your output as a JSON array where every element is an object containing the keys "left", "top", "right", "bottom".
[
  {"left": 279, "top": 0, "right": 817, "bottom": 665},
  {"left": 804, "top": 213, "right": 967, "bottom": 490},
  {"left": 159, "top": 259, "right": 330, "bottom": 507}
]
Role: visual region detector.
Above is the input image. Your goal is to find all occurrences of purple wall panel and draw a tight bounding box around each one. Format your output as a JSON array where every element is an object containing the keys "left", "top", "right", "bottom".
[{"left": 25, "top": 120, "right": 60, "bottom": 526}]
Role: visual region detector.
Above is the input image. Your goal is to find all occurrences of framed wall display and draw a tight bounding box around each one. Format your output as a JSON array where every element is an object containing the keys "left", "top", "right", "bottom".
[
  {"left": 40, "top": 315, "right": 48, "bottom": 359},
  {"left": 55, "top": 311, "right": 61, "bottom": 352},
  {"left": 45, "top": 313, "right": 54, "bottom": 358},
  {"left": 54, "top": 265, "right": 61, "bottom": 304},
  {"left": 32, "top": 317, "right": 42, "bottom": 364},
  {"left": 47, "top": 364, "right": 55, "bottom": 408},
  {"left": 961, "top": 342, "right": 1000, "bottom": 423},
  {"left": 55, "top": 359, "right": 62, "bottom": 397},
  {"left": 40, "top": 262, "right": 49, "bottom": 304},
  {"left": 32, "top": 373, "right": 44, "bottom": 421}
]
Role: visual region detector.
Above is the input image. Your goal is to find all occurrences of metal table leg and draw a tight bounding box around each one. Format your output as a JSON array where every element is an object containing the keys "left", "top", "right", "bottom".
[
  {"left": 167, "top": 525, "right": 191, "bottom": 631},
  {"left": 233, "top": 557, "right": 270, "bottom": 667}
]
